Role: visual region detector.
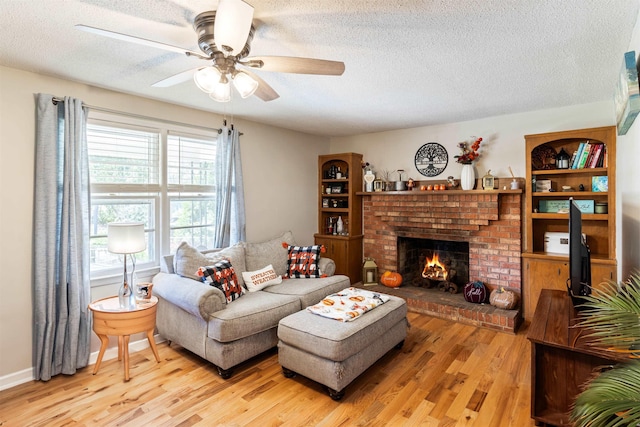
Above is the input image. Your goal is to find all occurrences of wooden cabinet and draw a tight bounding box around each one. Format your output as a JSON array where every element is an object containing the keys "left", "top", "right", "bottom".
[
  {"left": 522, "top": 126, "right": 617, "bottom": 320},
  {"left": 528, "top": 289, "right": 626, "bottom": 426},
  {"left": 523, "top": 256, "right": 615, "bottom": 318},
  {"left": 314, "top": 153, "right": 363, "bottom": 283},
  {"left": 315, "top": 235, "right": 363, "bottom": 283}
]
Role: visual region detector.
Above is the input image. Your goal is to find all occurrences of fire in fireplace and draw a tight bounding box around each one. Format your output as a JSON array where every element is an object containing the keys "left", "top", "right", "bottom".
[{"left": 397, "top": 237, "right": 469, "bottom": 293}]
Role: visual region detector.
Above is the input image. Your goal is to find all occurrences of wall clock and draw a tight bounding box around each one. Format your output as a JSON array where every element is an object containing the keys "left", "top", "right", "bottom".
[{"left": 414, "top": 143, "right": 448, "bottom": 177}]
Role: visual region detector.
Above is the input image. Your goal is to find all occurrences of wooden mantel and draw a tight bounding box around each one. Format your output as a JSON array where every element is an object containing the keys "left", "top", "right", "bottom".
[{"left": 357, "top": 189, "right": 523, "bottom": 196}]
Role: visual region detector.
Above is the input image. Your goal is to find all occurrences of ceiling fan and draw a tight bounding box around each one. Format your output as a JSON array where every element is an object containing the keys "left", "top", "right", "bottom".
[{"left": 76, "top": 0, "right": 345, "bottom": 102}]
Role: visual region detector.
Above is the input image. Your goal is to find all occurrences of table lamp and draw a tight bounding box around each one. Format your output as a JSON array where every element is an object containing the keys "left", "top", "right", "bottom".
[{"left": 108, "top": 222, "right": 146, "bottom": 309}]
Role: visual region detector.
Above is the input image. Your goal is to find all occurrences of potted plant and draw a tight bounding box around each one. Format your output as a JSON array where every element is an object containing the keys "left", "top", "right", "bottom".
[{"left": 570, "top": 272, "right": 640, "bottom": 427}]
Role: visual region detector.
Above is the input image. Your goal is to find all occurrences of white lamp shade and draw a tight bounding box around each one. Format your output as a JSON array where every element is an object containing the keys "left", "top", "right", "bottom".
[
  {"left": 107, "top": 222, "right": 146, "bottom": 254},
  {"left": 214, "top": 0, "right": 254, "bottom": 54},
  {"left": 209, "top": 81, "right": 231, "bottom": 102},
  {"left": 233, "top": 71, "right": 258, "bottom": 98},
  {"left": 194, "top": 67, "right": 222, "bottom": 93}
]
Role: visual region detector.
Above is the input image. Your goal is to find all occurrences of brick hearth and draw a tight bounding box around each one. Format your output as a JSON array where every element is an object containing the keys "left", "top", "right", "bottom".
[{"left": 361, "top": 190, "right": 523, "bottom": 332}]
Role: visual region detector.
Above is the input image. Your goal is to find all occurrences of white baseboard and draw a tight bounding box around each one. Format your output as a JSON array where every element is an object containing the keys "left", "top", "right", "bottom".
[{"left": 0, "top": 334, "right": 164, "bottom": 391}]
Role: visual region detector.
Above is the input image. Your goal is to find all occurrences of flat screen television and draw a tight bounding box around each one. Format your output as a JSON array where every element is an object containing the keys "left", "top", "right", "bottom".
[{"left": 567, "top": 198, "right": 591, "bottom": 308}]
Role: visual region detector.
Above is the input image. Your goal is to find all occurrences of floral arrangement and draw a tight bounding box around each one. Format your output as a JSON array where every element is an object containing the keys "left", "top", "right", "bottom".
[
  {"left": 454, "top": 136, "right": 483, "bottom": 164},
  {"left": 361, "top": 161, "right": 373, "bottom": 173}
]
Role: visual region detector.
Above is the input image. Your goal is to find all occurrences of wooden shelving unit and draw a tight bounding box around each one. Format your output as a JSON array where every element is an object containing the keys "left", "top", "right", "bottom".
[
  {"left": 522, "top": 126, "right": 617, "bottom": 320},
  {"left": 314, "top": 153, "right": 363, "bottom": 284}
]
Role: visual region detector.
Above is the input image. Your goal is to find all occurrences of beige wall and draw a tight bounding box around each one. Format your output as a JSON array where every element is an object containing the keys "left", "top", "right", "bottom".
[
  {"left": 330, "top": 103, "right": 613, "bottom": 183},
  {"left": 0, "top": 66, "right": 328, "bottom": 384},
  {"left": 617, "top": 10, "right": 640, "bottom": 279}
]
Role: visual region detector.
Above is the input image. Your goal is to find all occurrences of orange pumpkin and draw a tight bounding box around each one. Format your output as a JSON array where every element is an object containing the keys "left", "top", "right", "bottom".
[{"left": 380, "top": 271, "right": 403, "bottom": 288}]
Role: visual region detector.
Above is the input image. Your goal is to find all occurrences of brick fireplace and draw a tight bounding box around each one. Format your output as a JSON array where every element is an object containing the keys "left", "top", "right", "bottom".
[{"left": 362, "top": 190, "right": 523, "bottom": 332}]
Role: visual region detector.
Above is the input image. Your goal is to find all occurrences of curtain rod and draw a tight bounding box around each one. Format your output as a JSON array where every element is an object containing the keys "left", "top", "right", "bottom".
[{"left": 51, "top": 96, "right": 241, "bottom": 135}]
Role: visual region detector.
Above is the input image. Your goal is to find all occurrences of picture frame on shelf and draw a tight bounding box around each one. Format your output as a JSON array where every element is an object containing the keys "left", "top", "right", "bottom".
[{"left": 592, "top": 176, "right": 608, "bottom": 192}]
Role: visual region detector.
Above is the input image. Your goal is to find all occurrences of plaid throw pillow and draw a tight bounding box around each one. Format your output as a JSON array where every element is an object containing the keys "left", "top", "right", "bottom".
[
  {"left": 282, "top": 243, "right": 326, "bottom": 279},
  {"left": 197, "top": 260, "right": 243, "bottom": 303}
]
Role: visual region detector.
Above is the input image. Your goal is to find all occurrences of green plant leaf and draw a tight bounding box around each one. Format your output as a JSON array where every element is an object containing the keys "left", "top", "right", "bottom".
[
  {"left": 570, "top": 272, "right": 640, "bottom": 426},
  {"left": 571, "top": 361, "right": 640, "bottom": 427}
]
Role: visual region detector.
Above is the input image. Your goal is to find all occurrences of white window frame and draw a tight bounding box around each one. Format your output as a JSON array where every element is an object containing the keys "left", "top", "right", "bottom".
[{"left": 87, "top": 110, "right": 219, "bottom": 286}]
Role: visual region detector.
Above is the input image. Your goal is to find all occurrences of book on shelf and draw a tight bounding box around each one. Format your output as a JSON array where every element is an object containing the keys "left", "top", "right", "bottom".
[
  {"left": 576, "top": 142, "right": 591, "bottom": 169},
  {"left": 588, "top": 143, "right": 604, "bottom": 168},
  {"left": 571, "top": 142, "right": 586, "bottom": 169},
  {"left": 568, "top": 150, "right": 578, "bottom": 168},
  {"left": 568, "top": 141, "right": 606, "bottom": 169}
]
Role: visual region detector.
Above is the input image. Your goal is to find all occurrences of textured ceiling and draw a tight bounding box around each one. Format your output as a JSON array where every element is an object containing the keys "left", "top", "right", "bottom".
[{"left": 1, "top": 0, "right": 638, "bottom": 137}]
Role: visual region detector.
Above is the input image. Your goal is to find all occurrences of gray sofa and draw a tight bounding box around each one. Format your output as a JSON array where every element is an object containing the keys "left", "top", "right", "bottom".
[{"left": 152, "top": 231, "right": 351, "bottom": 378}]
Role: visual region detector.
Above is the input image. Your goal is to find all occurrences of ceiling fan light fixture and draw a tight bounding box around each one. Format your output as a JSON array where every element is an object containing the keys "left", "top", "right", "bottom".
[
  {"left": 209, "top": 79, "right": 231, "bottom": 102},
  {"left": 193, "top": 67, "right": 222, "bottom": 93},
  {"left": 214, "top": 0, "right": 254, "bottom": 55},
  {"left": 232, "top": 71, "right": 258, "bottom": 98}
]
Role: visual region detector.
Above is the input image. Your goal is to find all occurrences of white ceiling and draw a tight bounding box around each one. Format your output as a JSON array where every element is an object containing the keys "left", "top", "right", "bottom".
[{"left": 1, "top": 0, "right": 639, "bottom": 137}]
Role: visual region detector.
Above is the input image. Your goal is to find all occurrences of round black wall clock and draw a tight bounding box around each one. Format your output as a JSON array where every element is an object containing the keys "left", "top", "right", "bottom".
[{"left": 414, "top": 143, "right": 448, "bottom": 177}]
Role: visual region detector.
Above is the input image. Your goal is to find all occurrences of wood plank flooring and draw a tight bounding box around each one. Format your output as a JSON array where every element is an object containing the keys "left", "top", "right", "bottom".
[{"left": 0, "top": 312, "right": 536, "bottom": 426}]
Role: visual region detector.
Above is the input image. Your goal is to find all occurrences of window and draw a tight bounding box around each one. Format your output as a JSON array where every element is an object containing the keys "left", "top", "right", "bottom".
[
  {"left": 87, "top": 112, "right": 219, "bottom": 279},
  {"left": 167, "top": 132, "right": 218, "bottom": 251}
]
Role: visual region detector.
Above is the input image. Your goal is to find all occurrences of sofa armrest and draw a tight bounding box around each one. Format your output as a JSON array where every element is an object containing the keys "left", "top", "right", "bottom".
[
  {"left": 152, "top": 272, "right": 226, "bottom": 321},
  {"left": 319, "top": 257, "right": 336, "bottom": 277}
]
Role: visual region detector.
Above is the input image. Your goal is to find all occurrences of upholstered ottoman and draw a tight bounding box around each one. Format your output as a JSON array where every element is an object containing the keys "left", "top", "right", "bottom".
[{"left": 277, "top": 292, "right": 407, "bottom": 400}]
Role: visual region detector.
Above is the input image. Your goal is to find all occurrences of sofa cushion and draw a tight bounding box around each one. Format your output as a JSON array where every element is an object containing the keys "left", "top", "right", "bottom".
[
  {"left": 242, "top": 264, "right": 282, "bottom": 292},
  {"left": 207, "top": 291, "right": 301, "bottom": 342},
  {"left": 174, "top": 242, "right": 246, "bottom": 286},
  {"left": 283, "top": 244, "right": 324, "bottom": 278},
  {"left": 244, "top": 231, "right": 294, "bottom": 277},
  {"left": 198, "top": 260, "right": 244, "bottom": 303},
  {"left": 264, "top": 274, "right": 351, "bottom": 308}
]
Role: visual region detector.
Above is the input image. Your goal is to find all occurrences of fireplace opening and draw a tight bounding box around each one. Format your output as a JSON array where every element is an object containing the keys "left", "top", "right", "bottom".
[{"left": 397, "top": 237, "right": 469, "bottom": 293}]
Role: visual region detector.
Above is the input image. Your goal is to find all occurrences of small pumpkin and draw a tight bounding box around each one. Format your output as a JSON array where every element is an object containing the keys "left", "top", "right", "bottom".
[
  {"left": 463, "top": 281, "right": 488, "bottom": 304},
  {"left": 380, "top": 271, "right": 403, "bottom": 288},
  {"left": 489, "top": 287, "right": 519, "bottom": 310}
]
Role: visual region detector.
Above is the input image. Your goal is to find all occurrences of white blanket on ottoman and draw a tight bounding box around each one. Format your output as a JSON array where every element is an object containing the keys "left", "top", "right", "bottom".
[{"left": 306, "top": 287, "right": 390, "bottom": 322}]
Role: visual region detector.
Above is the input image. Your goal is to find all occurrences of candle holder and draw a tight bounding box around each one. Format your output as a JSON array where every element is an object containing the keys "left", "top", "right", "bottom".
[{"left": 362, "top": 258, "right": 378, "bottom": 286}]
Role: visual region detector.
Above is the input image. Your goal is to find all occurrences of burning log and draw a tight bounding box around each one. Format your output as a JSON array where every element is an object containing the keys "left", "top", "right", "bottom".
[
  {"left": 421, "top": 253, "right": 448, "bottom": 281},
  {"left": 420, "top": 253, "right": 459, "bottom": 293},
  {"left": 438, "top": 281, "right": 459, "bottom": 294}
]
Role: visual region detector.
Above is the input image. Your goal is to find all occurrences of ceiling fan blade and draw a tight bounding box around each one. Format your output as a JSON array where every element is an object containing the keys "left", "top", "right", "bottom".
[
  {"left": 152, "top": 67, "right": 201, "bottom": 87},
  {"left": 75, "top": 24, "right": 209, "bottom": 59},
  {"left": 241, "top": 69, "right": 279, "bottom": 102},
  {"left": 243, "top": 56, "right": 345, "bottom": 76},
  {"left": 214, "top": 0, "right": 254, "bottom": 55}
]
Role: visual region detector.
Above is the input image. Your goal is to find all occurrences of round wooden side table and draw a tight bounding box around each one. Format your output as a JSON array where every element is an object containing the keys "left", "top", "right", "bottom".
[{"left": 89, "top": 295, "right": 160, "bottom": 381}]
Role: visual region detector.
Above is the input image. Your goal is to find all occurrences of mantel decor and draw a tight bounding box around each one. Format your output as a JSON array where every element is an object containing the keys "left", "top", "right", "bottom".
[
  {"left": 414, "top": 143, "right": 448, "bottom": 177},
  {"left": 455, "top": 136, "right": 483, "bottom": 190}
]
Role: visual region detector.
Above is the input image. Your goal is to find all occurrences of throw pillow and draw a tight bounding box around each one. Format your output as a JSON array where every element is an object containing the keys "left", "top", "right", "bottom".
[
  {"left": 243, "top": 230, "right": 295, "bottom": 277},
  {"left": 173, "top": 241, "right": 246, "bottom": 286},
  {"left": 174, "top": 241, "right": 214, "bottom": 281},
  {"left": 204, "top": 243, "right": 247, "bottom": 288},
  {"left": 242, "top": 264, "right": 282, "bottom": 292},
  {"left": 197, "top": 260, "right": 243, "bottom": 303},
  {"left": 283, "top": 243, "right": 326, "bottom": 279}
]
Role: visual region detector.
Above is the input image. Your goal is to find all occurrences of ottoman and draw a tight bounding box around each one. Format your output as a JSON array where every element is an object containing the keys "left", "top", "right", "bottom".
[{"left": 277, "top": 293, "right": 407, "bottom": 400}]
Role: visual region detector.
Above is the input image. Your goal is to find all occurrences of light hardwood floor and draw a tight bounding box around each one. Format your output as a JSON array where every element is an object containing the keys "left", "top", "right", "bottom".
[{"left": 0, "top": 312, "right": 536, "bottom": 426}]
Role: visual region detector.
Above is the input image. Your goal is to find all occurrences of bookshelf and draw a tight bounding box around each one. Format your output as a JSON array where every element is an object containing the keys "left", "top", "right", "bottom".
[{"left": 522, "top": 126, "right": 617, "bottom": 320}]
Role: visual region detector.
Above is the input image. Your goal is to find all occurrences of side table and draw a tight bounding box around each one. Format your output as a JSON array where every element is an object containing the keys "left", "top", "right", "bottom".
[{"left": 89, "top": 295, "right": 160, "bottom": 381}]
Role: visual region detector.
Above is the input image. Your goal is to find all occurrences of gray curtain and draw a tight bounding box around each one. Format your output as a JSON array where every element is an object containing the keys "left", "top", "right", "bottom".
[
  {"left": 213, "top": 125, "right": 246, "bottom": 247},
  {"left": 33, "top": 94, "right": 91, "bottom": 381}
]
